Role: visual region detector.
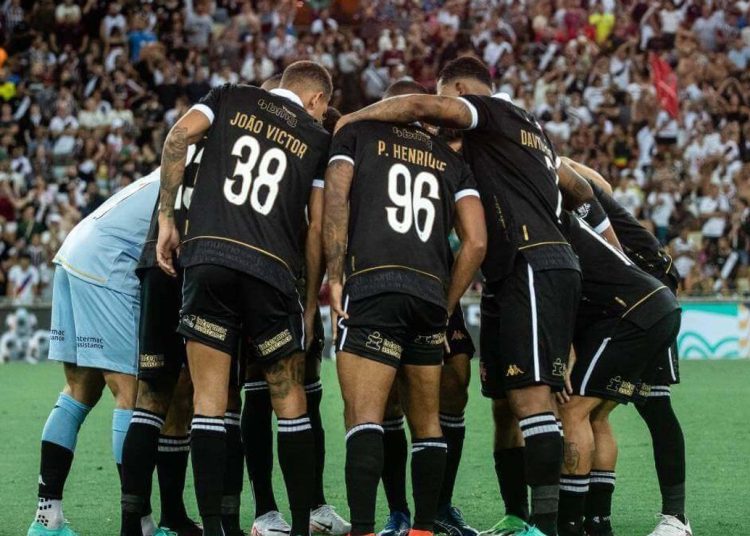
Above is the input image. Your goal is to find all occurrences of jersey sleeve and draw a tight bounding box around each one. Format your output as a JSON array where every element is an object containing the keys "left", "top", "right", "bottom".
[
  {"left": 328, "top": 123, "right": 358, "bottom": 166},
  {"left": 190, "top": 83, "right": 230, "bottom": 124},
  {"left": 456, "top": 94, "right": 494, "bottom": 131},
  {"left": 575, "top": 186, "right": 610, "bottom": 234},
  {"left": 454, "top": 163, "right": 480, "bottom": 202}
]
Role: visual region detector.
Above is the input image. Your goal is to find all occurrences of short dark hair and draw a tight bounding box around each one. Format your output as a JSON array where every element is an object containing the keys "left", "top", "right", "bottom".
[
  {"left": 438, "top": 56, "right": 492, "bottom": 88},
  {"left": 260, "top": 73, "right": 283, "bottom": 91},
  {"left": 383, "top": 80, "right": 428, "bottom": 99},
  {"left": 281, "top": 61, "right": 333, "bottom": 98},
  {"left": 323, "top": 106, "right": 341, "bottom": 134}
]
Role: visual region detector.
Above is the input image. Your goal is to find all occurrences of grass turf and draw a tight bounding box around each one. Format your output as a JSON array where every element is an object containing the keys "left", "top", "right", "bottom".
[{"left": 1, "top": 359, "right": 746, "bottom": 535}]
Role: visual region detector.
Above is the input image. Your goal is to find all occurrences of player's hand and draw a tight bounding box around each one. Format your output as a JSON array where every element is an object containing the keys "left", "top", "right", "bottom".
[
  {"left": 328, "top": 280, "right": 347, "bottom": 342},
  {"left": 556, "top": 348, "right": 577, "bottom": 405},
  {"left": 156, "top": 214, "right": 180, "bottom": 277}
]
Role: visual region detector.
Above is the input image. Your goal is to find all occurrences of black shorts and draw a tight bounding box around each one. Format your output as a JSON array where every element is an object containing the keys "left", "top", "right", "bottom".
[
  {"left": 179, "top": 265, "right": 304, "bottom": 363},
  {"left": 138, "top": 267, "right": 186, "bottom": 382},
  {"left": 479, "top": 260, "right": 581, "bottom": 399},
  {"left": 445, "top": 306, "right": 475, "bottom": 360},
  {"left": 336, "top": 293, "right": 447, "bottom": 368},
  {"left": 571, "top": 310, "right": 681, "bottom": 404}
]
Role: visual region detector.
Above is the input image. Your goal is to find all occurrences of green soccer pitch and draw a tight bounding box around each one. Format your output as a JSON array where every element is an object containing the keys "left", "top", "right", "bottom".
[{"left": 1, "top": 360, "right": 747, "bottom": 535}]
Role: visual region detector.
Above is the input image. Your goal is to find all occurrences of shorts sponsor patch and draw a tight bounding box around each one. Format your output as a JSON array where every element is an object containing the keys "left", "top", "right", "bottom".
[
  {"left": 365, "top": 331, "right": 403, "bottom": 360},
  {"left": 606, "top": 376, "right": 635, "bottom": 397},
  {"left": 182, "top": 315, "right": 228, "bottom": 342},
  {"left": 414, "top": 332, "right": 445, "bottom": 346},
  {"left": 257, "top": 329, "right": 293, "bottom": 357},
  {"left": 50, "top": 329, "right": 65, "bottom": 342},
  {"left": 140, "top": 353, "right": 165, "bottom": 369},
  {"left": 552, "top": 358, "right": 566, "bottom": 377},
  {"left": 76, "top": 336, "right": 104, "bottom": 350}
]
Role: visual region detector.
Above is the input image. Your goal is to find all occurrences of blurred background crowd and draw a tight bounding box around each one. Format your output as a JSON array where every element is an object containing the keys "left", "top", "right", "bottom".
[{"left": 0, "top": 0, "right": 748, "bottom": 304}]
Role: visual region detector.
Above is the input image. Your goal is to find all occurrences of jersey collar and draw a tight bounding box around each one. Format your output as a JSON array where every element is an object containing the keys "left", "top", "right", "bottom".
[{"left": 270, "top": 88, "right": 304, "bottom": 109}]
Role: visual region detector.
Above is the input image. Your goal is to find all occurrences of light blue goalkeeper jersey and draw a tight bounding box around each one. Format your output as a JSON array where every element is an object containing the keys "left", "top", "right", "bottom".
[{"left": 53, "top": 170, "right": 160, "bottom": 296}]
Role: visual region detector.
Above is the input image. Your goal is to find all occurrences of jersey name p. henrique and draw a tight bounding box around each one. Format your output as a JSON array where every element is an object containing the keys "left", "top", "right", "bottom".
[
  {"left": 54, "top": 171, "right": 160, "bottom": 296},
  {"left": 178, "top": 84, "right": 330, "bottom": 295},
  {"left": 563, "top": 212, "right": 679, "bottom": 330},
  {"left": 331, "top": 120, "right": 479, "bottom": 309},
  {"left": 138, "top": 142, "right": 204, "bottom": 274},
  {"left": 576, "top": 181, "right": 678, "bottom": 288},
  {"left": 458, "top": 93, "right": 579, "bottom": 280}
]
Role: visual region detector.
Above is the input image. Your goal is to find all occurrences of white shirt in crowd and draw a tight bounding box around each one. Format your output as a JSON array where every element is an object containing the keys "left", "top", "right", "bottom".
[
  {"left": 648, "top": 191, "right": 676, "bottom": 228},
  {"left": 613, "top": 186, "right": 642, "bottom": 217},
  {"left": 699, "top": 194, "right": 730, "bottom": 238},
  {"left": 8, "top": 264, "right": 40, "bottom": 305}
]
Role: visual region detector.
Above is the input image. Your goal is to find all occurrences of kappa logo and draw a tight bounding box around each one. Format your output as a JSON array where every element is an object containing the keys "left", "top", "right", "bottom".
[
  {"left": 366, "top": 331, "right": 383, "bottom": 351},
  {"left": 451, "top": 330, "right": 467, "bottom": 341},
  {"left": 506, "top": 364, "right": 524, "bottom": 377}
]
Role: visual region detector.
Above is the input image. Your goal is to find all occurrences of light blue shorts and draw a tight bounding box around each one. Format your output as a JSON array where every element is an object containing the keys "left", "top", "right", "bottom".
[{"left": 48, "top": 268, "right": 139, "bottom": 375}]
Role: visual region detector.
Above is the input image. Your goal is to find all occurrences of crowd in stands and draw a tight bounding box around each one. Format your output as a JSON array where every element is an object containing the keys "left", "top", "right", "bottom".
[{"left": 0, "top": 0, "right": 748, "bottom": 304}]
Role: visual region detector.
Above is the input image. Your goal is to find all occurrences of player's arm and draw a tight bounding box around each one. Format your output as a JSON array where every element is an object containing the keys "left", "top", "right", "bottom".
[
  {"left": 575, "top": 193, "right": 624, "bottom": 252},
  {"left": 156, "top": 109, "right": 210, "bottom": 276},
  {"left": 336, "top": 95, "right": 475, "bottom": 132},
  {"left": 560, "top": 156, "right": 613, "bottom": 195},
  {"left": 447, "top": 195, "right": 487, "bottom": 316},
  {"left": 323, "top": 159, "right": 353, "bottom": 327},
  {"left": 304, "top": 185, "right": 325, "bottom": 349},
  {"left": 557, "top": 159, "right": 595, "bottom": 211}
]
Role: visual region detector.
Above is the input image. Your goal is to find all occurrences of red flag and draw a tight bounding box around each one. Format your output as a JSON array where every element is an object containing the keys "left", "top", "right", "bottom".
[{"left": 649, "top": 52, "right": 679, "bottom": 119}]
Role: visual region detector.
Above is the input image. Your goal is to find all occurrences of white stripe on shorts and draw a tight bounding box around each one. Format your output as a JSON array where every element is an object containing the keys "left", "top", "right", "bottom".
[
  {"left": 580, "top": 337, "right": 611, "bottom": 396},
  {"left": 527, "top": 264, "right": 540, "bottom": 382}
]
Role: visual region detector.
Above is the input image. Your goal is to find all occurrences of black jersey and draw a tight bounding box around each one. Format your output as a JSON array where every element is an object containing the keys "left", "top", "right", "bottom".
[
  {"left": 459, "top": 94, "right": 579, "bottom": 280},
  {"left": 563, "top": 212, "right": 679, "bottom": 330},
  {"left": 137, "top": 142, "right": 204, "bottom": 274},
  {"left": 179, "top": 84, "right": 330, "bottom": 294},
  {"left": 576, "top": 181, "right": 678, "bottom": 288},
  {"left": 331, "top": 121, "right": 479, "bottom": 309}
]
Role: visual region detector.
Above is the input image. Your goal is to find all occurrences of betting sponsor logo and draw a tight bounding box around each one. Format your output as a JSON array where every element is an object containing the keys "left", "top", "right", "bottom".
[
  {"left": 257, "top": 329, "right": 293, "bottom": 356},
  {"left": 552, "top": 358, "right": 566, "bottom": 377},
  {"left": 139, "top": 353, "right": 164, "bottom": 369},
  {"left": 182, "top": 315, "right": 228, "bottom": 342}
]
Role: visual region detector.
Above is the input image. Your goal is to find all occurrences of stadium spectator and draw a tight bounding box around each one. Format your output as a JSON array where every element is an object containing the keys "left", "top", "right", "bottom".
[{"left": 0, "top": 0, "right": 748, "bottom": 302}]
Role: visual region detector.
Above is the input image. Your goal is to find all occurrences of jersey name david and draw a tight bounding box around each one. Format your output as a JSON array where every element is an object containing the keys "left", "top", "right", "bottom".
[
  {"left": 459, "top": 94, "right": 579, "bottom": 280},
  {"left": 54, "top": 171, "right": 160, "bottom": 296},
  {"left": 563, "top": 213, "right": 679, "bottom": 330},
  {"left": 138, "top": 142, "right": 204, "bottom": 273},
  {"left": 179, "top": 84, "right": 330, "bottom": 294},
  {"left": 331, "top": 121, "right": 479, "bottom": 309},
  {"left": 576, "top": 181, "right": 677, "bottom": 286}
]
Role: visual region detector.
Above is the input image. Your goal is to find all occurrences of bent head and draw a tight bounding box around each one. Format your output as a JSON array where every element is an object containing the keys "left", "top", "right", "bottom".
[
  {"left": 261, "top": 73, "right": 283, "bottom": 91},
  {"left": 382, "top": 79, "right": 428, "bottom": 99},
  {"left": 280, "top": 61, "right": 333, "bottom": 122},
  {"left": 437, "top": 56, "right": 492, "bottom": 98}
]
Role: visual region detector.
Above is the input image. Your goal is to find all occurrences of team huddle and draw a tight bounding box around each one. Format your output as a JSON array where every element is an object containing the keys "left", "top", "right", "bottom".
[{"left": 28, "top": 56, "right": 691, "bottom": 536}]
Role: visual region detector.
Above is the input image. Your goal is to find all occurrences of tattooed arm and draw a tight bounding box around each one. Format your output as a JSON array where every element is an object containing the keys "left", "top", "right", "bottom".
[
  {"left": 156, "top": 109, "right": 211, "bottom": 276},
  {"left": 323, "top": 159, "right": 354, "bottom": 334},
  {"left": 335, "top": 95, "right": 475, "bottom": 133},
  {"left": 558, "top": 159, "right": 595, "bottom": 211}
]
